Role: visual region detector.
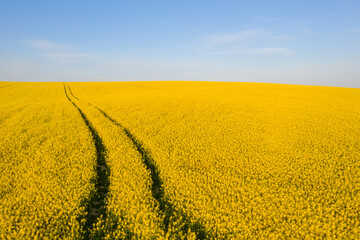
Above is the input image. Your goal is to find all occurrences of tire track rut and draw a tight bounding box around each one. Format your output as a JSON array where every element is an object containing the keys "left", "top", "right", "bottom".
[
  {"left": 63, "top": 84, "right": 110, "bottom": 239},
  {"left": 94, "top": 107, "right": 208, "bottom": 238},
  {"left": 0, "top": 83, "right": 18, "bottom": 89},
  {"left": 67, "top": 85, "right": 79, "bottom": 100},
  {"left": 67, "top": 84, "right": 208, "bottom": 239}
]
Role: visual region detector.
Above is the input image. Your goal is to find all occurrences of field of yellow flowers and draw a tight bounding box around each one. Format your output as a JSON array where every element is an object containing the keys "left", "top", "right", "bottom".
[
  {"left": 1, "top": 81, "right": 359, "bottom": 239},
  {"left": 0, "top": 82, "right": 96, "bottom": 239}
]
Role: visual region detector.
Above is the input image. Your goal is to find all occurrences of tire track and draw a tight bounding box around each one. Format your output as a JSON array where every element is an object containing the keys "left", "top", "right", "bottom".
[
  {"left": 94, "top": 107, "right": 172, "bottom": 231},
  {"left": 0, "top": 83, "right": 17, "bottom": 89},
  {"left": 67, "top": 85, "right": 79, "bottom": 100},
  {"left": 63, "top": 84, "right": 110, "bottom": 239},
  {"left": 94, "top": 107, "right": 209, "bottom": 238},
  {"left": 66, "top": 85, "right": 208, "bottom": 238}
]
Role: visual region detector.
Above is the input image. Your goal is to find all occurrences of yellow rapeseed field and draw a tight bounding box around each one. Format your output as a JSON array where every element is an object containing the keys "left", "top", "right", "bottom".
[
  {"left": 1, "top": 81, "right": 359, "bottom": 239},
  {"left": 0, "top": 82, "right": 96, "bottom": 239}
]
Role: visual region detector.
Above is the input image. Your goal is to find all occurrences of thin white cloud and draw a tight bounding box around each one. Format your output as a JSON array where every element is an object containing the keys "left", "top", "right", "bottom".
[
  {"left": 44, "top": 53, "right": 105, "bottom": 59},
  {"left": 213, "top": 47, "right": 296, "bottom": 56},
  {"left": 205, "top": 29, "right": 262, "bottom": 44},
  {"left": 202, "top": 29, "right": 296, "bottom": 56},
  {"left": 27, "top": 40, "right": 72, "bottom": 51},
  {"left": 26, "top": 39, "right": 105, "bottom": 62}
]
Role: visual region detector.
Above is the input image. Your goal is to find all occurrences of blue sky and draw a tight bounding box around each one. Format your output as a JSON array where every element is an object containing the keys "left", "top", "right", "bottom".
[{"left": 1, "top": 0, "right": 360, "bottom": 87}]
